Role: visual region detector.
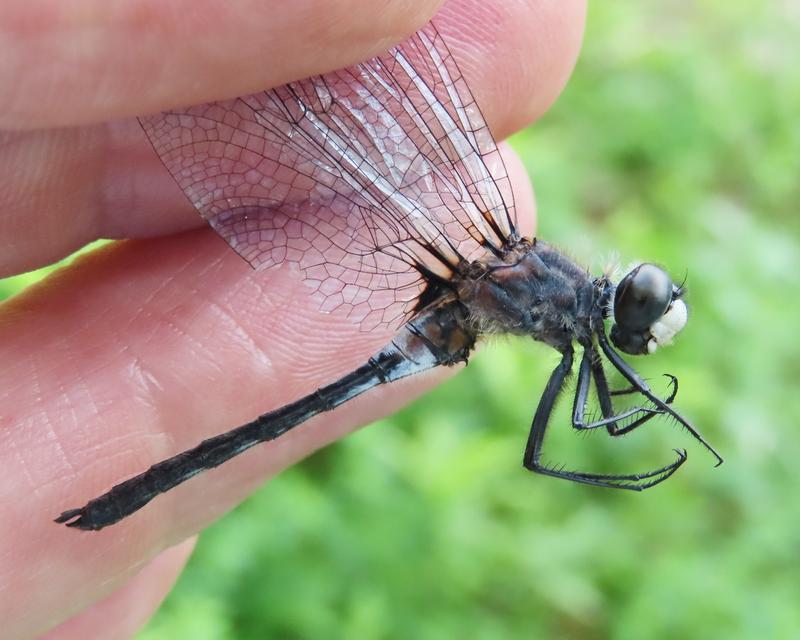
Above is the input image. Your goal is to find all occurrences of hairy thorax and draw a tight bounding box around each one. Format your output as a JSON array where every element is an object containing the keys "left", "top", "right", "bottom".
[{"left": 455, "top": 239, "right": 597, "bottom": 351}]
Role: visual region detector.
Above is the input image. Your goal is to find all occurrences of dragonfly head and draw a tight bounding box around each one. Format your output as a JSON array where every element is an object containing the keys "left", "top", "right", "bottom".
[{"left": 609, "top": 263, "right": 687, "bottom": 355}]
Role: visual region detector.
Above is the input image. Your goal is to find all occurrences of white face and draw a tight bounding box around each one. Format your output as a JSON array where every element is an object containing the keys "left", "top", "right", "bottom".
[
  {"left": 646, "top": 299, "right": 688, "bottom": 354},
  {"left": 610, "top": 262, "right": 688, "bottom": 356}
]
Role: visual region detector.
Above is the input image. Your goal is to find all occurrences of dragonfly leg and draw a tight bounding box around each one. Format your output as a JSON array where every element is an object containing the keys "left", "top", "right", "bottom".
[
  {"left": 523, "top": 346, "right": 687, "bottom": 491},
  {"left": 609, "top": 374, "right": 677, "bottom": 399},
  {"left": 599, "top": 372, "right": 678, "bottom": 436},
  {"left": 573, "top": 346, "right": 679, "bottom": 436},
  {"left": 597, "top": 327, "right": 723, "bottom": 466}
]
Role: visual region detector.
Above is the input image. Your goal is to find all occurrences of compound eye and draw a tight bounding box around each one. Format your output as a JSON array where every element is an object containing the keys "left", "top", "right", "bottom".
[{"left": 614, "top": 264, "right": 673, "bottom": 331}]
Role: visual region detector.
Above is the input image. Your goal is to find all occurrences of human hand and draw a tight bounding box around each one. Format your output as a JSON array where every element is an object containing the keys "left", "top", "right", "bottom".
[{"left": 0, "top": 1, "right": 585, "bottom": 637}]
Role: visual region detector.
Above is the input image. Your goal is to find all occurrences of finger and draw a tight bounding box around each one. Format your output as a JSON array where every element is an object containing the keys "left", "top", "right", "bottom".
[
  {"left": 437, "top": 0, "right": 587, "bottom": 138},
  {"left": 0, "top": 122, "right": 200, "bottom": 277},
  {"left": 41, "top": 539, "right": 196, "bottom": 640},
  {"left": 0, "top": 0, "right": 443, "bottom": 130},
  {"left": 0, "top": 0, "right": 585, "bottom": 276},
  {"left": 0, "top": 145, "right": 534, "bottom": 637}
]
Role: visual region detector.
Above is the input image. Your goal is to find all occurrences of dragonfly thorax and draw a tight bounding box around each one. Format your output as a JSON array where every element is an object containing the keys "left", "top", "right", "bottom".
[{"left": 455, "top": 239, "right": 596, "bottom": 351}]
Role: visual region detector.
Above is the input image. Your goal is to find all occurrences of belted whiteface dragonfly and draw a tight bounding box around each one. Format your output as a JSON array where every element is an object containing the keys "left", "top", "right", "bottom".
[{"left": 57, "top": 22, "right": 722, "bottom": 531}]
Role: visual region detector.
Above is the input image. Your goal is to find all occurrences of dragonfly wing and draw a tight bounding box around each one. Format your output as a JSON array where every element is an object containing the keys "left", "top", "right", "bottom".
[{"left": 140, "top": 22, "right": 516, "bottom": 330}]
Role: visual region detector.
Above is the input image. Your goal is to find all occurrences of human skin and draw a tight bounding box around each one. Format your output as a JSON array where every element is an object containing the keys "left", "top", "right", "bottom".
[{"left": 0, "top": 0, "right": 586, "bottom": 637}]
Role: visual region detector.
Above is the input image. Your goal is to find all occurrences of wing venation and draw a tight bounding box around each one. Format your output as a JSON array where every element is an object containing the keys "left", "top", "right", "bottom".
[{"left": 140, "top": 22, "right": 516, "bottom": 330}]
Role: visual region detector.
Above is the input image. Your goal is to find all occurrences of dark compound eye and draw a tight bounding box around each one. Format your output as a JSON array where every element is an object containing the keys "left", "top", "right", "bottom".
[{"left": 614, "top": 264, "right": 673, "bottom": 331}]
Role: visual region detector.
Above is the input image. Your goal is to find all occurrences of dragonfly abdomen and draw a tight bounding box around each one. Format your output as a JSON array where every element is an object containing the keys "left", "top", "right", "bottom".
[{"left": 55, "top": 300, "right": 475, "bottom": 530}]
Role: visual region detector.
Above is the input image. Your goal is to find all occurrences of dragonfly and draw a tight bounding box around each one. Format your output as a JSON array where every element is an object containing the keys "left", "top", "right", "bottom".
[{"left": 56, "top": 22, "right": 722, "bottom": 531}]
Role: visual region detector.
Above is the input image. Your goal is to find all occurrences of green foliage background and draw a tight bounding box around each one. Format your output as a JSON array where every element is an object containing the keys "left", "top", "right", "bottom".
[{"left": 4, "top": 2, "right": 799, "bottom": 638}]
